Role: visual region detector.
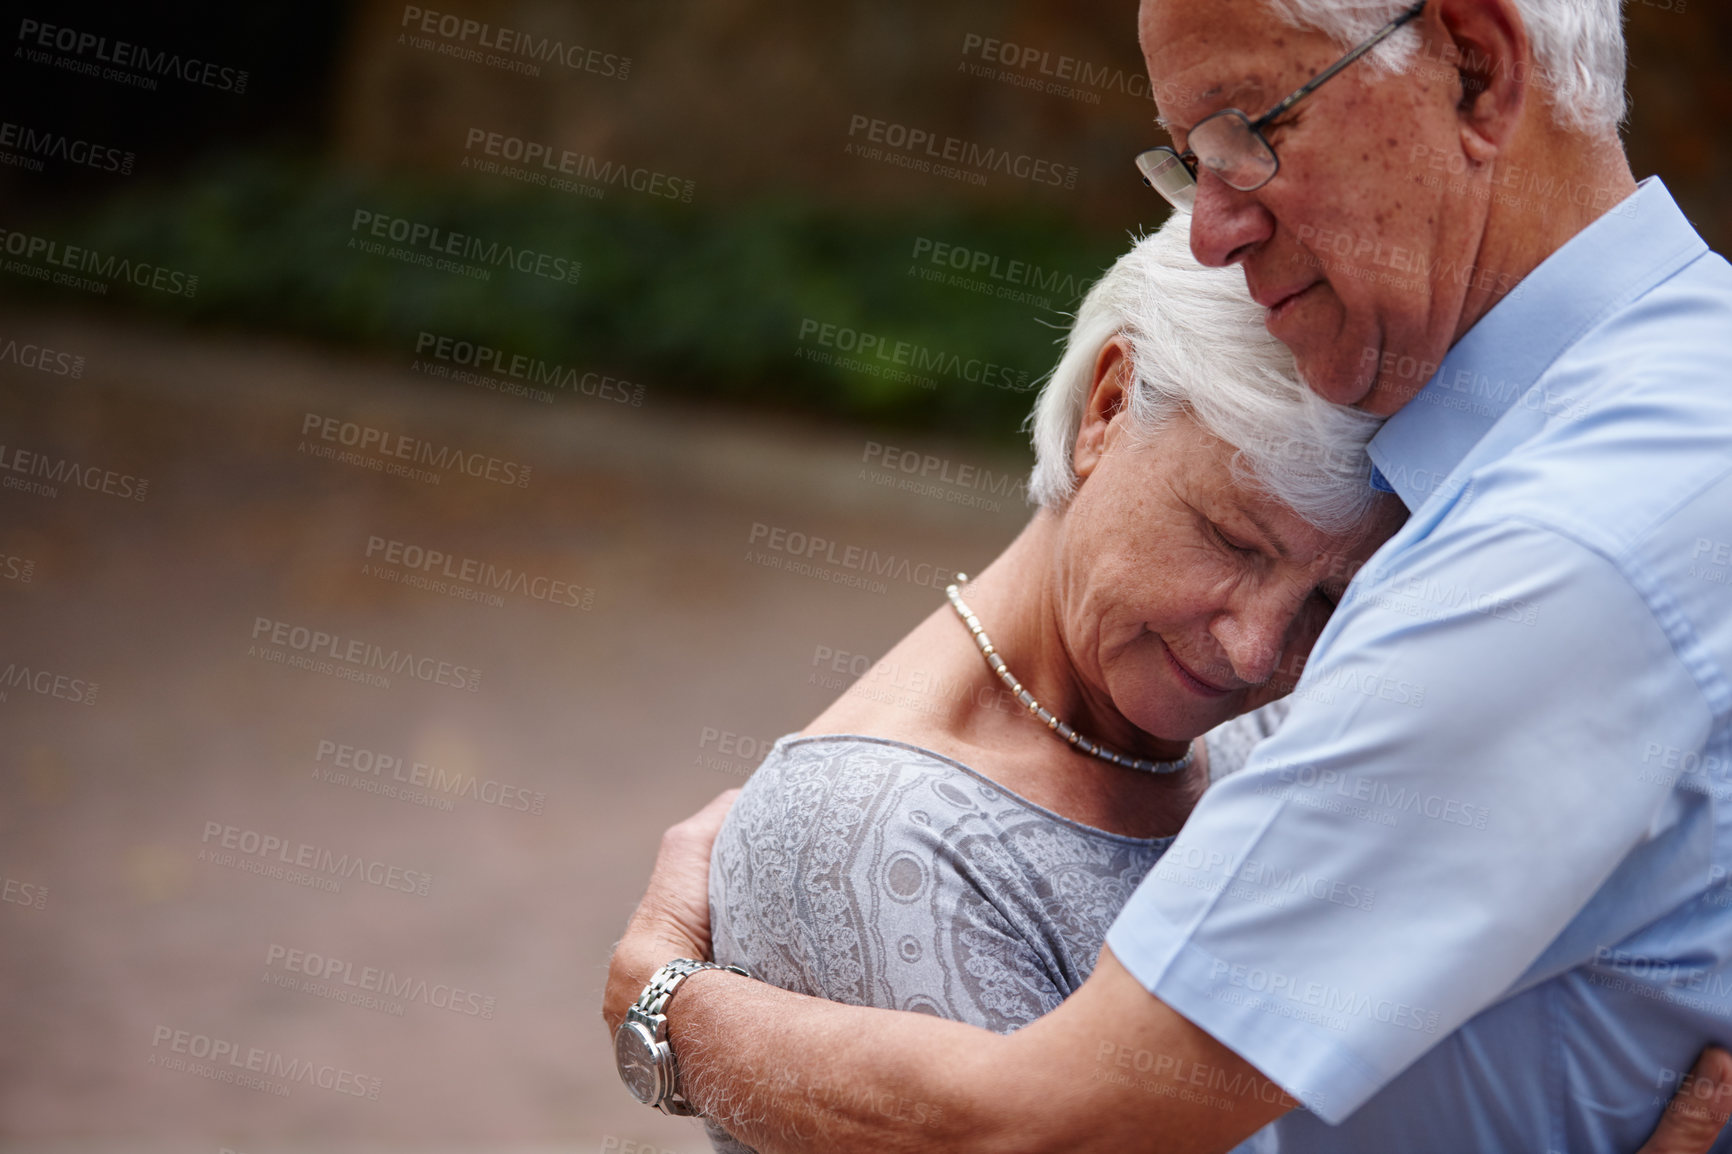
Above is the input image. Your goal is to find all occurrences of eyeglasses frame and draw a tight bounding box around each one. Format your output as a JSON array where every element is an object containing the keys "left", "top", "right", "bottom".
[{"left": 1137, "top": 0, "right": 1429, "bottom": 204}]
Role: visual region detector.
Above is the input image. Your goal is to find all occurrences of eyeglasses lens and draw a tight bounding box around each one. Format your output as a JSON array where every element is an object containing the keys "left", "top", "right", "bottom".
[
  {"left": 1189, "top": 112, "right": 1278, "bottom": 192},
  {"left": 1134, "top": 149, "right": 1197, "bottom": 211}
]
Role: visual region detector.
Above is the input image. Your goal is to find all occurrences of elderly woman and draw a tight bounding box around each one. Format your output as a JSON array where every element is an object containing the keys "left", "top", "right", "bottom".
[{"left": 700, "top": 218, "right": 1403, "bottom": 1151}]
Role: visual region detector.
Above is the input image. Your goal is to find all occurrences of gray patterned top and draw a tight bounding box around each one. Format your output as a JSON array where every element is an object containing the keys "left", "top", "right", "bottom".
[{"left": 702, "top": 709, "right": 1287, "bottom": 1152}]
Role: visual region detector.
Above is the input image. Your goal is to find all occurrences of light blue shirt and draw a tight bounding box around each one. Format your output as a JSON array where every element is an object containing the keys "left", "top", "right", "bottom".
[{"left": 1107, "top": 177, "right": 1732, "bottom": 1153}]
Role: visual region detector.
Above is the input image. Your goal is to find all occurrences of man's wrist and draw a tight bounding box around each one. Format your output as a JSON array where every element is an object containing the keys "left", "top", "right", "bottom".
[
  {"left": 611, "top": 956, "right": 753, "bottom": 1119},
  {"left": 604, "top": 929, "right": 706, "bottom": 1032}
]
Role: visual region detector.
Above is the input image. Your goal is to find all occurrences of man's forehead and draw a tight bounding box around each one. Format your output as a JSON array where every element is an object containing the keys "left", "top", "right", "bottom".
[
  {"left": 1154, "top": 75, "right": 1273, "bottom": 133},
  {"left": 1140, "top": 0, "right": 1285, "bottom": 128},
  {"left": 1139, "top": 0, "right": 1272, "bottom": 52}
]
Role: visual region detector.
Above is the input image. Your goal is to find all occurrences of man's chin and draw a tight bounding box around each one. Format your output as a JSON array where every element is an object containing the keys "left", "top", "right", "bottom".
[{"left": 1294, "top": 343, "right": 1379, "bottom": 409}]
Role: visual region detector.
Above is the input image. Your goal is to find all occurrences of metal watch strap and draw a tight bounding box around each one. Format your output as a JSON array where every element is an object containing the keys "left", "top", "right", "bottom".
[
  {"left": 635, "top": 958, "right": 752, "bottom": 1114},
  {"left": 636, "top": 957, "right": 747, "bottom": 1018}
]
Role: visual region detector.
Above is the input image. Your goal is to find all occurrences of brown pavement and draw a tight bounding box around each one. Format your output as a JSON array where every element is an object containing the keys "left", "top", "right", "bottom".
[{"left": 0, "top": 311, "right": 1029, "bottom": 1153}]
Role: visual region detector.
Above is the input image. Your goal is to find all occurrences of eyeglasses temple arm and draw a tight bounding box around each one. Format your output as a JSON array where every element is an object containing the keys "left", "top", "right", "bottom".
[{"left": 1250, "top": 0, "right": 1428, "bottom": 131}]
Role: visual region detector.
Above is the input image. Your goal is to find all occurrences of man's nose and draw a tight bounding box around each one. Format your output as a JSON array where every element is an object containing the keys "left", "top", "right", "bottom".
[{"left": 1187, "top": 171, "right": 1276, "bottom": 269}]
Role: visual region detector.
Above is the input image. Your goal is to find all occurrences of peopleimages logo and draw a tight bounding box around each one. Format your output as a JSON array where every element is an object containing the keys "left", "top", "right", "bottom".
[
  {"left": 845, "top": 114, "right": 1078, "bottom": 190},
  {"left": 149, "top": 1025, "right": 380, "bottom": 1099},
  {"left": 745, "top": 522, "right": 956, "bottom": 592},
  {"left": 0, "top": 661, "right": 98, "bottom": 705},
  {"left": 16, "top": 18, "right": 250, "bottom": 93},
  {"left": 200, "top": 820, "right": 434, "bottom": 897},
  {"left": 248, "top": 616, "right": 484, "bottom": 692},
  {"left": 908, "top": 236, "right": 1086, "bottom": 308},
  {"left": 859, "top": 440, "right": 1029, "bottom": 513},
  {"left": 315, "top": 737, "right": 547, "bottom": 815},
  {"left": 462, "top": 128, "right": 694, "bottom": 203},
  {"left": 0, "top": 120, "right": 134, "bottom": 175},
  {"left": 958, "top": 33, "right": 1155, "bottom": 103},
  {"left": 0, "top": 336, "right": 84, "bottom": 377},
  {"left": 1207, "top": 961, "right": 1442, "bottom": 1035},
  {"left": 348, "top": 209, "right": 582, "bottom": 284},
  {"left": 299, "top": 412, "right": 533, "bottom": 488},
  {"left": 0, "top": 441, "right": 148, "bottom": 502},
  {"left": 2, "top": 874, "right": 48, "bottom": 910},
  {"left": 364, "top": 534, "right": 594, "bottom": 609},
  {"left": 0, "top": 227, "right": 197, "bottom": 297},
  {"left": 398, "top": 5, "right": 631, "bottom": 79},
  {"left": 413, "top": 332, "right": 644, "bottom": 406},
  {"left": 797, "top": 318, "right": 1032, "bottom": 393},
  {"left": 264, "top": 943, "right": 498, "bottom": 1018}
]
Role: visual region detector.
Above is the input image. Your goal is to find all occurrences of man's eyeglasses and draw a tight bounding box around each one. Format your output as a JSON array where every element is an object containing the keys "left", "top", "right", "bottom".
[{"left": 1136, "top": 0, "right": 1427, "bottom": 211}]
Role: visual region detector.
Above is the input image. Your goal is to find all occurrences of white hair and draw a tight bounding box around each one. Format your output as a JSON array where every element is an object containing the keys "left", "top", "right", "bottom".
[
  {"left": 1026, "top": 217, "right": 1383, "bottom": 534},
  {"left": 1263, "top": 0, "right": 1627, "bottom": 136}
]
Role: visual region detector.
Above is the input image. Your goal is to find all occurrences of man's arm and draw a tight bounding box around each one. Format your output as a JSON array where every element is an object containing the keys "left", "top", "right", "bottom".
[
  {"left": 603, "top": 792, "right": 1292, "bottom": 1154},
  {"left": 603, "top": 791, "right": 1732, "bottom": 1154}
]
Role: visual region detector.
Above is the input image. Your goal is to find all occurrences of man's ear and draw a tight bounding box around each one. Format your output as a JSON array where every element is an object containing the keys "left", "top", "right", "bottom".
[
  {"left": 1071, "top": 337, "right": 1134, "bottom": 484},
  {"left": 1434, "top": 0, "right": 1531, "bottom": 163}
]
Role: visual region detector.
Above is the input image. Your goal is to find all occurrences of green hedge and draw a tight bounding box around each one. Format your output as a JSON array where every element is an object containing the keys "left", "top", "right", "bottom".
[{"left": 23, "top": 155, "right": 1128, "bottom": 444}]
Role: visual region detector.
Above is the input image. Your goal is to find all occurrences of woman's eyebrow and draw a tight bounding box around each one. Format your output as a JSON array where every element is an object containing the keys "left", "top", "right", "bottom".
[{"left": 1238, "top": 505, "right": 1291, "bottom": 560}]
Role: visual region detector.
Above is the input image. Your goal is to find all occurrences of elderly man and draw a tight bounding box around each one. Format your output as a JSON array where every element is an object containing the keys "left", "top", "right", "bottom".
[{"left": 605, "top": 0, "right": 1732, "bottom": 1150}]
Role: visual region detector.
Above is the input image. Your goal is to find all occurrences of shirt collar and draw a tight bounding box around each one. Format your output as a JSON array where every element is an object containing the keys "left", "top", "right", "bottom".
[{"left": 1365, "top": 177, "right": 1707, "bottom": 511}]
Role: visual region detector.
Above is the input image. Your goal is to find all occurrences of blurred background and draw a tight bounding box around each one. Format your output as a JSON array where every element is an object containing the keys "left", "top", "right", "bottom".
[{"left": 0, "top": 1, "right": 1726, "bottom": 1151}]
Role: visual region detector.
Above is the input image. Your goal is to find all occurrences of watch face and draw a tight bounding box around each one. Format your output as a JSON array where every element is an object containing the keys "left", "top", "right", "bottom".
[{"left": 614, "top": 1020, "right": 665, "bottom": 1105}]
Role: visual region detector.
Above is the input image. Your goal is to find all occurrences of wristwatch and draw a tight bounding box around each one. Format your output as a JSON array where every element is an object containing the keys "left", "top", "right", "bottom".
[{"left": 614, "top": 958, "right": 752, "bottom": 1115}]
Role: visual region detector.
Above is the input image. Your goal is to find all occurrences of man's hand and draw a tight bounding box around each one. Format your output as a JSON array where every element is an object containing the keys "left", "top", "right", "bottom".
[
  {"left": 1640, "top": 1046, "right": 1732, "bottom": 1154},
  {"left": 602, "top": 789, "right": 738, "bottom": 1033}
]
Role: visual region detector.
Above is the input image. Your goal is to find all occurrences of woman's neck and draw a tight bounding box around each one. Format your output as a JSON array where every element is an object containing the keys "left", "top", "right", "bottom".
[
  {"left": 950, "top": 510, "right": 1193, "bottom": 767},
  {"left": 799, "top": 511, "right": 1204, "bottom": 840}
]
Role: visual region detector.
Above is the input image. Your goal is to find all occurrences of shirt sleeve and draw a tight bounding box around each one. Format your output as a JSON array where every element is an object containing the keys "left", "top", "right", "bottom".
[{"left": 1106, "top": 519, "right": 1715, "bottom": 1124}]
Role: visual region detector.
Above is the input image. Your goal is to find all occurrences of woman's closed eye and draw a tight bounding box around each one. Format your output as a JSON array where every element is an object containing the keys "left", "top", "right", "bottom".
[
  {"left": 1314, "top": 582, "right": 1346, "bottom": 611},
  {"left": 1208, "top": 520, "right": 1261, "bottom": 557}
]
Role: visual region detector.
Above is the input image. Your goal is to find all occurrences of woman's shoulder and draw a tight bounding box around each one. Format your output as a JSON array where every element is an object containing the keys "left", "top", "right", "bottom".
[
  {"left": 734, "top": 733, "right": 1001, "bottom": 810},
  {"left": 723, "top": 734, "right": 980, "bottom": 849}
]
